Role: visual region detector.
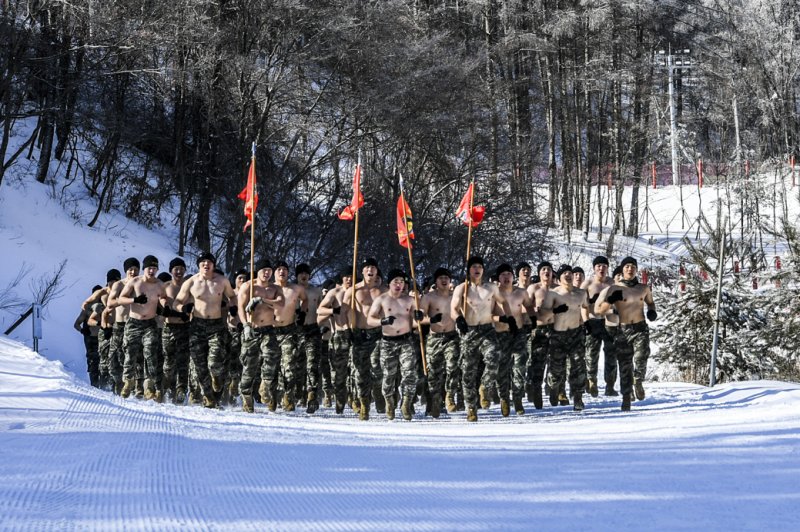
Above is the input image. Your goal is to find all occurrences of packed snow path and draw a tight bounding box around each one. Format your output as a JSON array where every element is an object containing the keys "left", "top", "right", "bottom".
[{"left": 0, "top": 337, "right": 798, "bottom": 531}]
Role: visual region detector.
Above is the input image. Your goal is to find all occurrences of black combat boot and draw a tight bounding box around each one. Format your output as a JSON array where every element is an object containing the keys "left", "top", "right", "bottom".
[
  {"left": 513, "top": 396, "right": 525, "bottom": 415},
  {"left": 573, "top": 393, "right": 584, "bottom": 411},
  {"left": 588, "top": 378, "right": 599, "bottom": 397},
  {"left": 306, "top": 391, "right": 319, "bottom": 414},
  {"left": 445, "top": 392, "right": 457, "bottom": 413},
  {"left": 634, "top": 379, "right": 646, "bottom": 400},
  {"left": 401, "top": 394, "right": 415, "bottom": 421},
  {"left": 359, "top": 397, "right": 370, "bottom": 421},
  {"left": 385, "top": 395, "right": 396, "bottom": 420},
  {"left": 430, "top": 394, "right": 441, "bottom": 419},
  {"left": 621, "top": 393, "right": 632, "bottom": 411},
  {"left": 500, "top": 399, "right": 511, "bottom": 417}
]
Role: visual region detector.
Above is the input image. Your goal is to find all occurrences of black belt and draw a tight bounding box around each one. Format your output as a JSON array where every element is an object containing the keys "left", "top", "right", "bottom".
[
  {"left": 382, "top": 333, "right": 411, "bottom": 342},
  {"left": 429, "top": 330, "right": 458, "bottom": 338},
  {"left": 467, "top": 323, "right": 494, "bottom": 332}
]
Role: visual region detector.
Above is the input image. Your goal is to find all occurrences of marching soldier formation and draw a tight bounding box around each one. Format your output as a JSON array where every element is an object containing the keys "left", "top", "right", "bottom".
[{"left": 78, "top": 252, "right": 658, "bottom": 420}]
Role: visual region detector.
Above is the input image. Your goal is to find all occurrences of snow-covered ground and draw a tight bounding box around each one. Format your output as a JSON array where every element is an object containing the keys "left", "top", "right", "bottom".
[{"left": 1, "top": 335, "right": 798, "bottom": 530}]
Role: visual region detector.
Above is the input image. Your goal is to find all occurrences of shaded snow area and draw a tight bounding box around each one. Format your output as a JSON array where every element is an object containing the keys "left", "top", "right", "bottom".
[{"left": 0, "top": 337, "right": 798, "bottom": 530}]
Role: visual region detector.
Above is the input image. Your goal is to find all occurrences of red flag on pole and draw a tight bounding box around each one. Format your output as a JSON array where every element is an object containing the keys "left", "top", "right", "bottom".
[
  {"left": 455, "top": 182, "right": 485, "bottom": 227},
  {"left": 338, "top": 164, "right": 364, "bottom": 221},
  {"left": 396, "top": 194, "right": 414, "bottom": 249},
  {"left": 237, "top": 155, "right": 258, "bottom": 232}
]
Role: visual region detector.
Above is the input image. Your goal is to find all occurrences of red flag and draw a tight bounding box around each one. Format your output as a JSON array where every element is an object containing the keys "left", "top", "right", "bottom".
[
  {"left": 455, "top": 182, "right": 485, "bottom": 227},
  {"left": 237, "top": 157, "right": 258, "bottom": 231},
  {"left": 396, "top": 194, "right": 415, "bottom": 249},
  {"left": 338, "top": 164, "right": 364, "bottom": 221}
]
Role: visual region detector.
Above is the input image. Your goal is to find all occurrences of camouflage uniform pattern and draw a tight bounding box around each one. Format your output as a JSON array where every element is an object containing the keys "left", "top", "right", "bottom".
[
  {"left": 620, "top": 321, "right": 650, "bottom": 384},
  {"left": 109, "top": 322, "right": 126, "bottom": 389},
  {"left": 83, "top": 333, "right": 100, "bottom": 387},
  {"left": 227, "top": 326, "right": 243, "bottom": 384},
  {"left": 239, "top": 326, "right": 278, "bottom": 398},
  {"left": 425, "top": 331, "right": 459, "bottom": 399},
  {"left": 274, "top": 325, "right": 300, "bottom": 404},
  {"left": 162, "top": 322, "right": 191, "bottom": 398},
  {"left": 527, "top": 324, "right": 553, "bottom": 389},
  {"left": 330, "top": 330, "right": 352, "bottom": 408},
  {"left": 547, "top": 328, "right": 587, "bottom": 398},
  {"left": 459, "top": 324, "right": 500, "bottom": 410},
  {"left": 350, "top": 328, "right": 382, "bottom": 402},
  {"left": 318, "top": 337, "right": 334, "bottom": 400},
  {"left": 98, "top": 327, "right": 113, "bottom": 388},
  {"left": 123, "top": 317, "right": 160, "bottom": 391},
  {"left": 495, "top": 331, "right": 514, "bottom": 401},
  {"left": 297, "top": 324, "right": 322, "bottom": 394},
  {"left": 504, "top": 327, "right": 530, "bottom": 401},
  {"left": 584, "top": 318, "right": 618, "bottom": 385},
  {"left": 189, "top": 317, "right": 227, "bottom": 400},
  {"left": 604, "top": 325, "right": 621, "bottom": 386},
  {"left": 608, "top": 325, "right": 634, "bottom": 395},
  {"left": 380, "top": 335, "right": 418, "bottom": 400}
]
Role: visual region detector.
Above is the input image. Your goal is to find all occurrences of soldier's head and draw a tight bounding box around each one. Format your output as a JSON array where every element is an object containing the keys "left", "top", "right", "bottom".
[
  {"left": 593, "top": 256, "right": 609, "bottom": 279},
  {"left": 612, "top": 265, "right": 623, "bottom": 283},
  {"left": 234, "top": 268, "right": 250, "bottom": 289},
  {"left": 339, "top": 269, "right": 353, "bottom": 289},
  {"left": 322, "top": 278, "right": 336, "bottom": 295},
  {"left": 516, "top": 262, "right": 532, "bottom": 284},
  {"left": 467, "top": 256, "right": 484, "bottom": 282},
  {"left": 572, "top": 266, "right": 585, "bottom": 287},
  {"left": 142, "top": 255, "right": 159, "bottom": 280},
  {"left": 361, "top": 258, "right": 379, "bottom": 284},
  {"left": 433, "top": 267, "right": 451, "bottom": 291},
  {"left": 386, "top": 269, "right": 406, "bottom": 295},
  {"left": 495, "top": 263, "right": 514, "bottom": 287},
  {"left": 123, "top": 257, "right": 140, "bottom": 278},
  {"left": 620, "top": 256, "right": 638, "bottom": 280},
  {"left": 255, "top": 259, "right": 272, "bottom": 283},
  {"left": 274, "top": 260, "right": 290, "bottom": 283},
  {"left": 169, "top": 258, "right": 187, "bottom": 281},
  {"left": 196, "top": 252, "right": 216, "bottom": 278},
  {"left": 106, "top": 269, "right": 121, "bottom": 286},
  {"left": 295, "top": 263, "right": 312, "bottom": 285},
  {"left": 555, "top": 264, "right": 573, "bottom": 288},
  {"left": 537, "top": 261, "right": 553, "bottom": 285}
]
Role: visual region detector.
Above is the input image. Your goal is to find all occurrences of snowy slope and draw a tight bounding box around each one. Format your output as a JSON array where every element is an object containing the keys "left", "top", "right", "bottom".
[{"left": 1, "top": 336, "right": 798, "bottom": 530}]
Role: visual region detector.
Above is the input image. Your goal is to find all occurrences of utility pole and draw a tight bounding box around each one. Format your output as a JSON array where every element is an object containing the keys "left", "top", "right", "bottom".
[{"left": 658, "top": 46, "right": 692, "bottom": 187}]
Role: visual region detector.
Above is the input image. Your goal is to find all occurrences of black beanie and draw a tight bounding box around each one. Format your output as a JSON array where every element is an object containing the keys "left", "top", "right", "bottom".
[
  {"left": 593, "top": 255, "right": 610, "bottom": 267},
  {"left": 572, "top": 266, "right": 585, "bottom": 276},
  {"left": 234, "top": 268, "right": 250, "bottom": 278},
  {"left": 123, "top": 257, "right": 140, "bottom": 272},
  {"left": 106, "top": 269, "right": 121, "bottom": 283},
  {"left": 555, "top": 264, "right": 573, "bottom": 278},
  {"left": 91, "top": 285, "right": 103, "bottom": 293},
  {"left": 255, "top": 259, "right": 272, "bottom": 273},
  {"left": 620, "top": 256, "right": 638, "bottom": 269},
  {"left": 169, "top": 257, "right": 187, "bottom": 270},
  {"left": 495, "top": 263, "right": 514, "bottom": 277},
  {"left": 295, "top": 263, "right": 312, "bottom": 276},
  {"left": 537, "top": 261, "right": 553, "bottom": 274},
  {"left": 274, "top": 260, "right": 289, "bottom": 271},
  {"left": 515, "top": 262, "right": 531, "bottom": 275},
  {"left": 467, "top": 256, "right": 484, "bottom": 269},
  {"left": 386, "top": 269, "right": 406, "bottom": 283},
  {"left": 196, "top": 252, "right": 216, "bottom": 266},
  {"left": 157, "top": 272, "right": 172, "bottom": 283},
  {"left": 142, "top": 255, "right": 159, "bottom": 269},
  {"left": 322, "top": 278, "right": 337, "bottom": 291},
  {"left": 612, "top": 265, "right": 623, "bottom": 278},
  {"left": 433, "top": 267, "right": 451, "bottom": 280},
  {"left": 361, "top": 257, "right": 379, "bottom": 269}
]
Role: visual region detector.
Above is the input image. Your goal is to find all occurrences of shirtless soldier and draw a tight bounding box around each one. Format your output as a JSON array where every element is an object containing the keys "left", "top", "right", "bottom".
[
  {"left": 237, "top": 259, "right": 283, "bottom": 412},
  {"left": 162, "top": 258, "right": 192, "bottom": 403},
  {"left": 272, "top": 260, "right": 308, "bottom": 412},
  {"left": 342, "top": 258, "right": 387, "bottom": 420},
  {"left": 450, "top": 256, "right": 514, "bottom": 422},
  {"left": 595, "top": 256, "right": 657, "bottom": 410},
  {"left": 317, "top": 271, "right": 354, "bottom": 414},
  {"left": 419, "top": 268, "right": 458, "bottom": 417},
  {"left": 82, "top": 269, "right": 121, "bottom": 389},
  {"left": 496, "top": 263, "right": 536, "bottom": 415},
  {"left": 581, "top": 256, "right": 615, "bottom": 397},
  {"left": 367, "top": 270, "right": 420, "bottom": 420},
  {"left": 105, "top": 258, "right": 140, "bottom": 394},
  {"left": 175, "top": 252, "right": 237, "bottom": 408},
  {"left": 117, "top": 255, "right": 171, "bottom": 402},
  {"left": 539, "top": 265, "right": 590, "bottom": 410},
  {"left": 525, "top": 261, "right": 556, "bottom": 408},
  {"left": 295, "top": 263, "right": 323, "bottom": 413}
]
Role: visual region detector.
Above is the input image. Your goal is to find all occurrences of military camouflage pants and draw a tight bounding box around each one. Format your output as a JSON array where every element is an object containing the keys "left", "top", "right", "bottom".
[
  {"left": 585, "top": 318, "right": 618, "bottom": 385},
  {"left": 297, "top": 324, "right": 322, "bottom": 395},
  {"left": 108, "top": 322, "right": 126, "bottom": 388},
  {"left": 380, "top": 334, "right": 418, "bottom": 401},
  {"left": 238, "top": 326, "right": 278, "bottom": 398},
  {"left": 499, "top": 329, "right": 529, "bottom": 401},
  {"left": 274, "top": 325, "right": 300, "bottom": 403},
  {"left": 189, "top": 317, "right": 227, "bottom": 400},
  {"left": 319, "top": 338, "right": 334, "bottom": 398},
  {"left": 83, "top": 333, "right": 100, "bottom": 387},
  {"left": 228, "top": 327, "right": 243, "bottom": 382},
  {"left": 495, "top": 331, "right": 514, "bottom": 401},
  {"left": 604, "top": 326, "right": 620, "bottom": 387},
  {"left": 459, "top": 324, "right": 500, "bottom": 410},
  {"left": 330, "top": 330, "right": 352, "bottom": 407},
  {"left": 527, "top": 324, "right": 552, "bottom": 389},
  {"left": 548, "top": 328, "right": 587, "bottom": 398},
  {"left": 351, "top": 328, "right": 382, "bottom": 402},
  {"left": 426, "top": 331, "right": 459, "bottom": 399},
  {"left": 123, "top": 318, "right": 159, "bottom": 390},
  {"left": 619, "top": 321, "right": 651, "bottom": 388},
  {"left": 98, "top": 327, "right": 113, "bottom": 388},
  {"left": 162, "top": 322, "right": 191, "bottom": 397}
]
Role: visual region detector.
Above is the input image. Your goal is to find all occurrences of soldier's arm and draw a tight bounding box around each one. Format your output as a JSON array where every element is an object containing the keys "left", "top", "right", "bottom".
[
  {"left": 81, "top": 288, "right": 105, "bottom": 311},
  {"left": 73, "top": 310, "right": 87, "bottom": 332},
  {"left": 105, "top": 281, "right": 123, "bottom": 310},
  {"left": 594, "top": 287, "right": 613, "bottom": 316},
  {"left": 316, "top": 288, "right": 339, "bottom": 319},
  {"left": 174, "top": 279, "right": 193, "bottom": 310},
  {"left": 644, "top": 286, "right": 656, "bottom": 311},
  {"left": 492, "top": 286, "right": 512, "bottom": 317},
  {"left": 522, "top": 290, "right": 537, "bottom": 320},
  {"left": 237, "top": 281, "right": 251, "bottom": 323},
  {"left": 366, "top": 296, "right": 384, "bottom": 328},
  {"left": 87, "top": 308, "right": 101, "bottom": 327},
  {"left": 117, "top": 280, "right": 137, "bottom": 306},
  {"left": 450, "top": 283, "right": 466, "bottom": 320}
]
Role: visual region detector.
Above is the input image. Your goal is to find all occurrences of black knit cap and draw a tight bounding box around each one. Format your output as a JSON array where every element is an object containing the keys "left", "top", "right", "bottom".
[
  {"left": 322, "top": 278, "right": 337, "bottom": 291},
  {"left": 433, "top": 267, "right": 451, "bottom": 280},
  {"left": 157, "top": 272, "right": 172, "bottom": 283},
  {"left": 142, "top": 255, "right": 159, "bottom": 269},
  {"left": 620, "top": 256, "right": 638, "bottom": 269},
  {"left": 555, "top": 264, "right": 573, "bottom": 278},
  {"left": 295, "top": 263, "right": 312, "bottom": 276},
  {"left": 169, "top": 257, "right": 187, "bottom": 270},
  {"left": 91, "top": 285, "right": 103, "bottom": 293},
  {"left": 123, "top": 257, "right": 140, "bottom": 272},
  {"left": 274, "top": 260, "right": 290, "bottom": 271},
  {"left": 537, "top": 261, "right": 553, "bottom": 274},
  {"left": 106, "top": 269, "right": 121, "bottom": 283},
  {"left": 572, "top": 266, "right": 585, "bottom": 276},
  {"left": 255, "top": 259, "right": 272, "bottom": 273},
  {"left": 612, "top": 265, "right": 623, "bottom": 278},
  {"left": 467, "top": 256, "right": 484, "bottom": 269},
  {"left": 495, "top": 263, "right": 514, "bottom": 277},
  {"left": 196, "top": 251, "right": 216, "bottom": 266},
  {"left": 592, "top": 255, "right": 609, "bottom": 267},
  {"left": 515, "top": 262, "right": 531, "bottom": 275},
  {"left": 361, "top": 257, "right": 379, "bottom": 269},
  {"left": 234, "top": 268, "right": 250, "bottom": 278},
  {"left": 386, "top": 269, "right": 406, "bottom": 283}
]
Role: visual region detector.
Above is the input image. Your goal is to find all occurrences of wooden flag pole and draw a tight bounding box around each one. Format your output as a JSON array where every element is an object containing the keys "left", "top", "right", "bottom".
[
  {"left": 399, "top": 179, "right": 427, "bottom": 375},
  {"left": 462, "top": 179, "right": 475, "bottom": 319},
  {"left": 349, "top": 154, "right": 361, "bottom": 330},
  {"left": 248, "top": 141, "right": 256, "bottom": 323}
]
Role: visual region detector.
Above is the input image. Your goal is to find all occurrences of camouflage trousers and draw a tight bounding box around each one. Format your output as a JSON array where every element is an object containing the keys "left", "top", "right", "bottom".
[
  {"left": 330, "top": 330, "right": 352, "bottom": 407},
  {"left": 527, "top": 324, "right": 553, "bottom": 388},
  {"left": 425, "top": 331, "right": 459, "bottom": 399},
  {"left": 459, "top": 324, "right": 500, "bottom": 410},
  {"left": 499, "top": 329, "right": 529, "bottom": 401},
  {"left": 108, "top": 322, "right": 126, "bottom": 388},
  {"left": 162, "top": 322, "right": 191, "bottom": 397},
  {"left": 584, "top": 318, "right": 618, "bottom": 385},
  {"left": 83, "top": 333, "right": 100, "bottom": 387},
  {"left": 189, "top": 317, "right": 227, "bottom": 400},
  {"left": 319, "top": 338, "right": 334, "bottom": 397},
  {"left": 351, "top": 327, "right": 382, "bottom": 404},
  {"left": 123, "top": 318, "right": 160, "bottom": 391},
  {"left": 98, "top": 327, "right": 113, "bottom": 389},
  {"left": 548, "top": 328, "right": 587, "bottom": 398},
  {"left": 605, "top": 326, "right": 622, "bottom": 388},
  {"left": 227, "top": 327, "right": 243, "bottom": 381},
  {"left": 380, "top": 334, "right": 418, "bottom": 400},
  {"left": 616, "top": 321, "right": 651, "bottom": 393},
  {"left": 297, "top": 324, "right": 322, "bottom": 395},
  {"left": 274, "top": 325, "right": 301, "bottom": 404},
  {"left": 239, "top": 326, "right": 278, "bottom": 398}
]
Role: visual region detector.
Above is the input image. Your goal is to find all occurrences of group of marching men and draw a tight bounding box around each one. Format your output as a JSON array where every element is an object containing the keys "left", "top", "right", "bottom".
[{"left": 75, "top": 250, "right": 657, "bottom": 421}]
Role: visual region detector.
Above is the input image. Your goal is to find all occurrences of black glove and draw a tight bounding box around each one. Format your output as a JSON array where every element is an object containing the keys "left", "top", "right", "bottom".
[
  {"left": 156, "top": 304, "right": 165, "bottom": 316},
  {"left": 499, "top": 315, "right": 518, "bottom": 334},
  {"left": 228, "top": 306, "right": 238, "bottom": 317},
  {"left": 183, "top": 302, "right": 194, "bottom": 315},
  {"left": 455, "top": 316, "right": 468, "bottom": 335},
  {"left": 583, "top": 321, "right": 593, "bottom": 335},
  {"left": 332, "top": 305, "right": 341, "bottom": 315},
  {"left": 553, "top": 303, "right": 569, "bottom": 314},
  {"left": 413, "top": 310, "right": 424, "bottom": 321},
  {"left": 320, "top": 325, "right": 330, "bottom": 335},
  {"left": 588, "top": 293, "right": 599, "bottom": 304},
  {"left": 80, "top": 322, "right": 91, "bottom": 336},
  {"left": 607, "top": 290, "right": 624, "bottom": 304},
  {"left": 647, "top": 309, "right": 658, "bottom": 321},
  {"left": 296, "top": 311, "right": 307, "bottom": 325},
  {"left": 102, "top": 327, "right": 112, "bottom": 336},
  {"left": 133, "top": 294, "right": 148, "bottom": 304},
  {"left": 430, "top": 313, "right": 443, "bottom": 324},
  {"left": 236, "top": 322, "right": 244, "bottom": 332},
  {"left": 380, "top": 315, "right": 396, "bottom": 326},
  {"left": 221, "top": 300, "right": 227, "bottom": 308}
]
